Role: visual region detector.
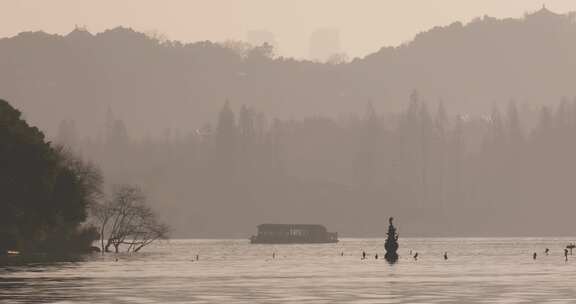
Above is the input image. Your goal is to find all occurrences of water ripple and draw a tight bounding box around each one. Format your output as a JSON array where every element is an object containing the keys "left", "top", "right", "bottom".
[{"left": 1, "top": 238, "right": 576, "bottom": 303}]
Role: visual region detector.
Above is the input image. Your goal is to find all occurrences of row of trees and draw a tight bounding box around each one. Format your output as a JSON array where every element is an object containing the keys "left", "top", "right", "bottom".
[
  {"left": 5, "top": 9, "right": 576, "bottom": 142},
  {"left": 60, "top": 93, "right": 576, "bottom": 236},
  {"left": 0, "top": 99, "right": 168, "bottom": 254},
  {"left": 0, "top": 99, "right": 98, "bottom": 253}
]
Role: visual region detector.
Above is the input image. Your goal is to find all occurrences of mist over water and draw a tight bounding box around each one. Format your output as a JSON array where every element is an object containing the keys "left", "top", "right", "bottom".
[{"left": 2, "top": 238, "right": 576, "bottom": 303}]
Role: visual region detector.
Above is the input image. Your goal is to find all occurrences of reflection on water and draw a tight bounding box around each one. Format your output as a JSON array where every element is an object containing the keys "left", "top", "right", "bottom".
[{"left": 1, "top": 238, "right": 576, "bottom": 303}]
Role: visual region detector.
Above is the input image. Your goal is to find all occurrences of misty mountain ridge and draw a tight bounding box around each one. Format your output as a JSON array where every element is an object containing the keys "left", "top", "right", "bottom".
[
  {"left": 3, "top": 7, "right": 576, "bottom": 237},
  {"left": 1, "top": 7, "right": 576, "bottom": 139}
]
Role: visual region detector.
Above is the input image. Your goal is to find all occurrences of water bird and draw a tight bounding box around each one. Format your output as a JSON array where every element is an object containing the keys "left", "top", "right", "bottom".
[
  {"left": 545, "top": 248, "right": 550, "bottom": 255},
  {"left": 567, "top": 243, "right": 575, "bottom": 255},
  {"left": 533, "top": 252, "right": 537, "bottom": 260},
  {"left": 444, "top": 252, "right": 448, "bottom": 260},
  {"left": 413, "top": 252, "right": 419, "bottom": 260}
]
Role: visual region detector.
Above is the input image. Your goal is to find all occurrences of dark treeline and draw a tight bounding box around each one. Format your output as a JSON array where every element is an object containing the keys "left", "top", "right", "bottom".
[
  {"left": 58, "top": 94, "right": 576, "bottom": 237},
  {"left": 0, "top": 99, "right": 101, "bottom": 253},
  {"left": 1, "top": 99, "right": 168, "bottom": 254},
  {"left": 2, "top": 7, "right": 576, "bottom": 137}
]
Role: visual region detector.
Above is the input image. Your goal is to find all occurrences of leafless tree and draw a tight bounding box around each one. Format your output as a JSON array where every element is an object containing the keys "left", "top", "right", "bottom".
[
  {"left": 92, "top": 199, "right": 115, "bottom": 254},
  {"left": 92, "top": 185, "right": 169, "bottom": 253}
]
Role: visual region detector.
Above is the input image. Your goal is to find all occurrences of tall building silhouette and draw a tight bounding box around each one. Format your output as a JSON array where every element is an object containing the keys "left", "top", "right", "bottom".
[{"left": 309, "top": 28, "right": 340, "bottom": 62}]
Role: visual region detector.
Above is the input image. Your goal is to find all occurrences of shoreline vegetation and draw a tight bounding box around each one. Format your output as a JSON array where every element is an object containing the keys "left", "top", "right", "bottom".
[{"left": 0, "top": 99, "right": 168, "bottom": 256}]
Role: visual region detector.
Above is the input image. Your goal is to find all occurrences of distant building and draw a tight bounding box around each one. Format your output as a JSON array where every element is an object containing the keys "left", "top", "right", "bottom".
[
  {"left": 309, "top": 28, "right": 341, "bottom": 62},
  {"left": 524, "top": 5, "right": 566, "bottom": 25}
]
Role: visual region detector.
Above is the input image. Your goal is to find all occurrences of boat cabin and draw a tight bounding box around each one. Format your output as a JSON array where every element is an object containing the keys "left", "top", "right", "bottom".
[{"left": 250, "top": 224, "right": 338, "bottom": 244}]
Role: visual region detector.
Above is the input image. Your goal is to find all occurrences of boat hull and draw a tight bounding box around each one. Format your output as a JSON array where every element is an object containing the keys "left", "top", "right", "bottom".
[{"left": 250, "top": 237, "right": 338, "bottom": 244}]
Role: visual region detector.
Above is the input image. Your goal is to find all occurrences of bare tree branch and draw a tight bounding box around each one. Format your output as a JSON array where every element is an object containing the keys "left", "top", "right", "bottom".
[{"left": 91, "top": 184, "right": 169, "bottom": 253}]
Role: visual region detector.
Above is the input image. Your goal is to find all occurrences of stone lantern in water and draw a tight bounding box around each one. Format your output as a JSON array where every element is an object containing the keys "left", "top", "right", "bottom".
[{"left": 384, "top": 217, "right": 399, "bottom": 263}]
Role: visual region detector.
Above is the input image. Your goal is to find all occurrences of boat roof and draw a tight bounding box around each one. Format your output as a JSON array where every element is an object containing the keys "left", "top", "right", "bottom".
[{"left": 257, "top": 223, "right": 328, "bottom": 230}]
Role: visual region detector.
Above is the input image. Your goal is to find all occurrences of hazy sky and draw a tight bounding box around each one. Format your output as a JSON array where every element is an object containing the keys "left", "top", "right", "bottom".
[{"left": 2, "top": 0, "right": 576, "bottom": 59}]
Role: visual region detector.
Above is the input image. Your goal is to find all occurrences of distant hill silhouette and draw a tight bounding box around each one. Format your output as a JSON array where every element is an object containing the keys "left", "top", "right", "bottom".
[
  {"left": 1, "top": 7, "right": 576, "bottom": 137},
  {"left": 357, "top": 7, "right": 576, "bottom": 112}
]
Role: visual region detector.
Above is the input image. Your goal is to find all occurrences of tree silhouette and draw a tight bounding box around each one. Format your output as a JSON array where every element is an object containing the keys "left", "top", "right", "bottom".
[{"left": 0, "top": 99, "right": 100, "bottom": 253}]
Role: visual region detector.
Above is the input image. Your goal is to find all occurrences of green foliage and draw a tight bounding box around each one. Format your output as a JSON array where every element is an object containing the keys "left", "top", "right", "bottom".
[{"left": 0, "top": 99, "right": 101, "bottom": 253}]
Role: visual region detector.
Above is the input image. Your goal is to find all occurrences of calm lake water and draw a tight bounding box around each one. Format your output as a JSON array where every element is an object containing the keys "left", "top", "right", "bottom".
[{"left": 2, "top": 238, "right": 576, "bottom": 303}]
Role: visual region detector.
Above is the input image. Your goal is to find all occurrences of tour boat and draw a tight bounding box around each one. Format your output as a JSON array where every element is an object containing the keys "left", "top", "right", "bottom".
[{"left": 250, "top": 224, "right": 338, "bottom": 244}]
